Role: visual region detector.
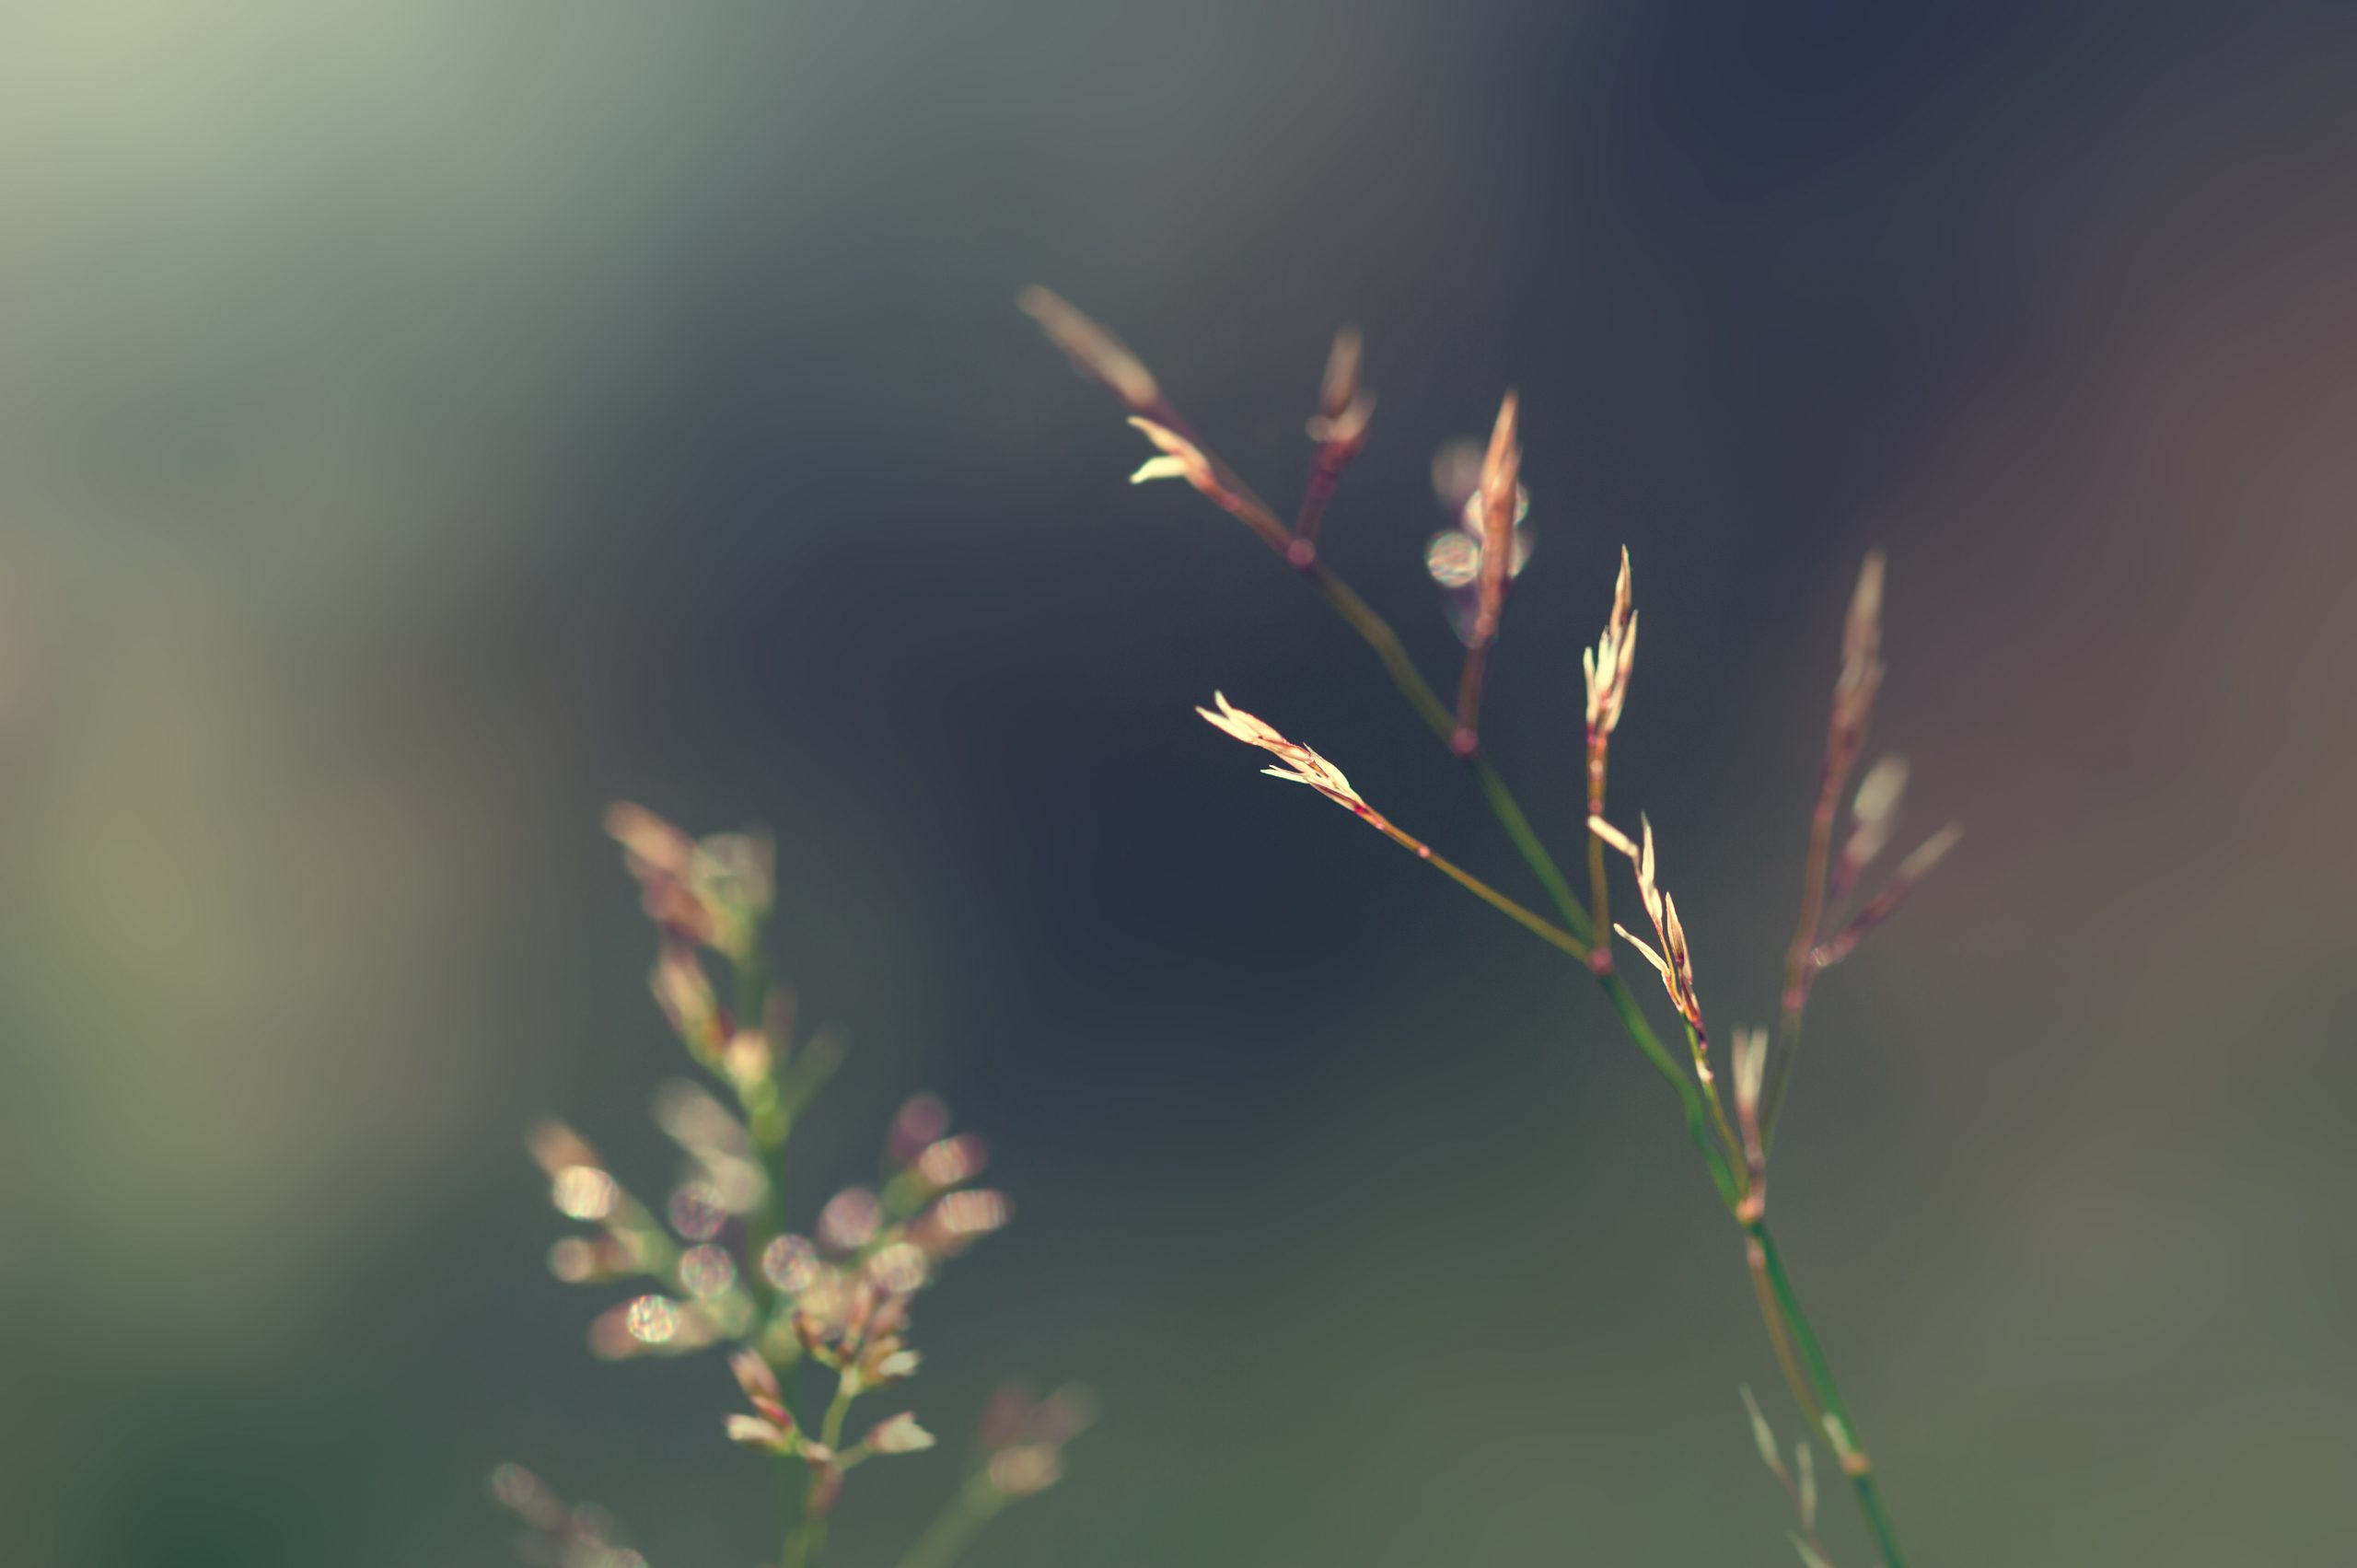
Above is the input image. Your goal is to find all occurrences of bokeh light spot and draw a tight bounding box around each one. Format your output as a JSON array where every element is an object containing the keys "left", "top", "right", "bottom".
[
  {"left": 866, "top": 1240, "right": 930, "bottom": 1294},
  {"left": 623, "top": 1295, "right": 679, "bottom": 1345},
  {"left": 552, "top": 1166, "right": 618, "bottom": 1221},
  {"left": 818, "top": 1186, "right": 882, "bottom": 1252},
  {"left": 667, "top": 1181, "right": 726, "bottom": 1241},
  {"left": 678, "top": 1243, "right": 737, "bottom": 1299},
  {"left": 761, "top": 1234, "right": 819, "bottom": 1294}
]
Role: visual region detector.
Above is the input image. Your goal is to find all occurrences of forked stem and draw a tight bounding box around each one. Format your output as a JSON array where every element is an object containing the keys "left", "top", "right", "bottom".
[
  {"left": 1301, "top": 561, "right": 1594, "bottom": 943},
  {"left": 782, "top": 1378, "right": 862, "bottom": 1568},
  {"left": 1038, "top": 303, "right": 1909, "bottom": 1561},
  {"left": 1292, "top": 547, "right": 1905, "bottom": 1563},
  {"left": 1596, "top": 970, "right": 1744, "bottom": 1209},
  {"left": 1364, "top": 813, "right": 1592, "bottom": 966}
]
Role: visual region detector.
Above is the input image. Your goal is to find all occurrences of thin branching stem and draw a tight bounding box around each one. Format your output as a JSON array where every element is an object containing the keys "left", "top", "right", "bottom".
[
  {"left": 1686, "top": 1022, "right": 1748, "bottom": 1177},
  {"left": 1749, "top": 1220, "right": 1908, "bottom": 1568},
  {"left": 715, "top": 936, "right": 820, "bottom": 1565},
  {"left": 1585, "top": 829, "right": 1612, "bottom": 965},
  {"left": 1075, "top": 321, "right": 1592, "bottom": 948},
  {"left": 1585, "top": 730, "right": 1615, "bottom": 959},
  {"left": 1283, "top": 546, "right": 1738, "bottom": 1203},
  {"left": 1468, "top": 754, "right": 1591, "bottom": 941},
  {"left": 1299, "top": 558, "right": 1595, "bottom": 942},
  {"left": 893, "top": 1474, "right": 1005, "bottom": 1568},
  {"left": 1761, "top": 766, "right": 1842, "bottom": 1152},
  {"left": 819, "top": 1378, "right": 858, "bottom": 1450},
  {"left": 1296, "top": 450, "right": 1351, "bottom": 545},
  {"left": 782, "top": 1510, "right": 823, "bottom": 1568},
  {"left": 1595, "top": 970, "right": 1743, "bottom": 1208},
  {"left": 1747, "top": 1237, "right": 1823, "bottom": 1428},
  {"left": 1455, "top": 639, "right": 1492, "bottom": 748},
  {"left": 1361, "top": 814, "right": 1591, "bottom": 965},
  {"left": 1295, "top": 544, "right": 1903, "bottom": 1562},
  {"left": 1302, "top": 563, "right": 1460, "bottom": 744},
  {"left": 782, "top": 1378, "right": 862, "bottom": 1568},
  {"left": 1040, "top": 307, "right": 1908, "bottom": 1561}
]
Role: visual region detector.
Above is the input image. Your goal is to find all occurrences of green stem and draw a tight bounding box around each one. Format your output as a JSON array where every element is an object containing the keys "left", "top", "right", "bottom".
[
  {"left": 1748, "top": 1221, "right": 1907, "bottom": 1568},
  {"left": 1363, "top": 814, "right": 1590, "bottom": 965},
  {"left": 733, "top": 946, "right": 770, "bottom": 1047},
  {"left": 1303, "top": 561, "right": 1592, "bottom": 941},
  {"left": 782, "top": 1378, "right": 860, "bottom": 1568},
  {"left": 1305, "top": 563, "right": 1459, "bottom": 745},
  {"left": 783, "top": 1508, "right": 823, "bottom": 1568},
  {"left": 1747, "top": 1236, "right": 1823, "bottom": 1429},
  {"left": 1469, "top": 756, "right": 1591, "bottom": 941},
  {"left": 893, "top": 1475, "right": 1006, "bottom": 1568},
  {"left": 819, "top": 1379, "right": 857, "bottom": 1450},
  {"left": 1686, "top": 1023, "right": 1749, "bottom": 1177},
  {"left": 777, "top": 1456, "right": 807, "bottom": 1566},
  {"left": 1596, "top": 972, "right": 1742, "bottom": 1209}
]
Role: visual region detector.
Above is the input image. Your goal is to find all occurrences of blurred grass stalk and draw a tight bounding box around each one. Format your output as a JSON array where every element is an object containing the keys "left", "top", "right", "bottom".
[
  {"left": 1027, "top": 288, "right": 1963, "bottom": 1568},
  {"left": 498, "top": 807, "right": 1085, "bottom": 1568}
]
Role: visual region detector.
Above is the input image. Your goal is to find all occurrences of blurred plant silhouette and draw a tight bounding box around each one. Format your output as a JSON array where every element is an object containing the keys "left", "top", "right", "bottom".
[
  {"left": 494, "top": 807, "right": 1086, "bottom": 1568},
  {"left": 1027, "top": 288, "right": 1961, "bottom": 1568}
]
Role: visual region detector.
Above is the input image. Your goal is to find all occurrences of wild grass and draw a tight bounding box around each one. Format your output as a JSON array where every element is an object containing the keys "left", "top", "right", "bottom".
[
  {"left": 1026, "top": 286, "right": 1961, "bottom": 1568},
  {"left": 494, "top": 807, "right": 1086, "bottom": 1568}
]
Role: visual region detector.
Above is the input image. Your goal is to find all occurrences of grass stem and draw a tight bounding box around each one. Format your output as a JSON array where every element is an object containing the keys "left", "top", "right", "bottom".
[
  {"left": 1364, "top": 817, "right": 1590, "bottom": 965},
  {"left": 1761, "top": 774, "right": 1841, "bottom": 1152},
  {"left": 1749, "top": 1220, "right": 1908, "bottom": 1568},
  {"left": 781, "top": 1372, "right": 862, "bottom": 1568},
  {"left": 893, "top": 1475, "right": 1004, "bottom": 1568}
]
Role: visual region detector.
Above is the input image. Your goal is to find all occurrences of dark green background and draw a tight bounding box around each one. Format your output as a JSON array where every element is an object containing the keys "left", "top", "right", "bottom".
[{"left": 5, "top": 3, "right": 2354, "bottom": 1562}]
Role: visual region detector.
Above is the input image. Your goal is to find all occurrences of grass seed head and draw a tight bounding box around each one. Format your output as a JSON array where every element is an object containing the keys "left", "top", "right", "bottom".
[
  {"left": 1582, "top": 548, "right": 1640, "bottom": 765},
  {"left": 1826, "top": 551, "right": 1887, "bottom": 780},
  {"left": 864, "top": 1411, "right": 936, "bottom": 1456},
  {"left": 1306, "top": 327, "right": 1376, "bottom": 454},
  {"left": 1196, "top": 691, "right": 1376, "bottom": 819},
  {"left": 1593, "top": 814, "right": 1706, "bottom": 1032},
  {"left": 1019, "top": 285, "right": 1162, "bottom": 415},
  {"left": 1469, "top": 390, "right": 1522, "bottom": 648}
]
